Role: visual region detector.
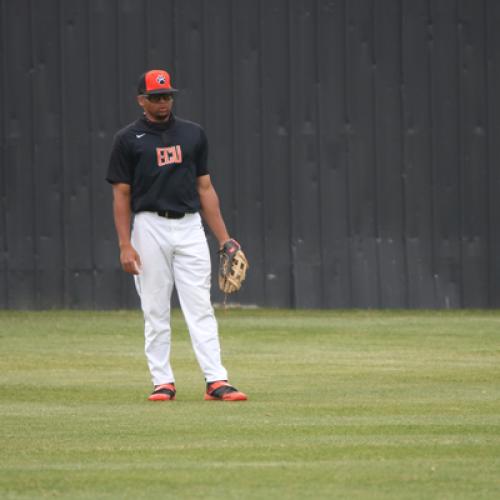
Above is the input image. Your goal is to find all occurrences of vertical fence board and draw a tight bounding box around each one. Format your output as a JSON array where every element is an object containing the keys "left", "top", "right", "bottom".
[
  {"left": 486, "top": 0, "right": 500, "bottom": 307},
  {"left": 458, "top": 0, "right": 489, "bottom": 307},
  {"left": 0, "top": 0, "right": 7, "bottom": 306},
  {"left": 31, "top": 0, "right": 64, "bottom": 308},
  {"left": 345, "top": 0, "right": 380, "bottom": 307},
  {"left": 429, "top": 0, "right": 461, "bottom": 308},
  {"left": 260, "top": 0, "right": 292, "bottom": 307},
  {"left": 289, "top": 0, "right": 323, "bottom": 308},
  {"left": 373, "top": 0, "right": 407, "bottom": 307},
  {"left": 4, "top": 0, "right": 36, "bottom": 308},
  {"left": 316, "top": 0, "right": 351, "bottom": 308},
  {"left": 401, "top": 0, "right": 436, "bottom": 307},
  {"left": 60, "top": 0, "right": 94, "bottom": 307}
]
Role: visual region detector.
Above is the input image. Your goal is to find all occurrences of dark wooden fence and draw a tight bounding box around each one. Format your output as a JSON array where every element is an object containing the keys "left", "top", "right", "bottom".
[{"left": 1, "top": 0, "right": 499, "bottom": 308}]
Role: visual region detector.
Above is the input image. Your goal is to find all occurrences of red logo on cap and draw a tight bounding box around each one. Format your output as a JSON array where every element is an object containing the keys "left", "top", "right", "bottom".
[{"left": 145, "top": 70, "right": 173, "bottom": 92}]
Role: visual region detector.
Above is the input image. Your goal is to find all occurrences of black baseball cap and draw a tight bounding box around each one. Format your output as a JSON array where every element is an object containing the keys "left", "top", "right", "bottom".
[{"left": 137, "top": 69, "right": 178, "bottom": 95}]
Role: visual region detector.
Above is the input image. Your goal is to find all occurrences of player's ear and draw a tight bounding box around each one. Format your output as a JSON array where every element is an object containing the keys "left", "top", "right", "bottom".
[{"left": 137, "top": 95, "right": 145, "bottom": 109}]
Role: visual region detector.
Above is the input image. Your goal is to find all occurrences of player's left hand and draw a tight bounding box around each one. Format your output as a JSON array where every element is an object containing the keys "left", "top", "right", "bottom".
[{"left": 218, "top": 239, "right": 249, "bottom": 293}]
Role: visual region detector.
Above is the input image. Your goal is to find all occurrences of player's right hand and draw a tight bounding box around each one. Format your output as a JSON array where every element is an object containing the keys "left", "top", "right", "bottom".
[{"left": 119, "top": 244, "right": 142, "bottom": 275}]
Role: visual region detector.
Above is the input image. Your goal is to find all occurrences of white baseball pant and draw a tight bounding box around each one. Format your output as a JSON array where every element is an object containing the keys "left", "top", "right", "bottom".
[{"left": 131, "top": 211, "right": 228, "bottom": 386}]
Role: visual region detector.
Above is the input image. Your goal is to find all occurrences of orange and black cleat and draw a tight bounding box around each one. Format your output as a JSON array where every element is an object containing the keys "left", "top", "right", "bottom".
[
  {"left": 204, "top": 381, "right": 247, "bottom": 401},
  {"left": 148, "top": 383, "right": 176, "bottom": 401}
]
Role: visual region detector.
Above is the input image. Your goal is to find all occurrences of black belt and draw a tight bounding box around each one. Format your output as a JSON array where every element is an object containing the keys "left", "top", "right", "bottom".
[{"left": 157, "top": 210, "right": 185, "bottom": 219}]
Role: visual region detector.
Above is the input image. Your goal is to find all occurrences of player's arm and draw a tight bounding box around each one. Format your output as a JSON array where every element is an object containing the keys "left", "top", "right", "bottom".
[
  {"left": 112, "top": 183, "right": 141, "bottom": 275},
  {"left": 197, "top": 174, "right": 230, "bottom": 247}
]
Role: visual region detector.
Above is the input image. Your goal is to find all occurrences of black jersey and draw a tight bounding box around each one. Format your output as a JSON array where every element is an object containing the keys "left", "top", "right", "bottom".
[{"left": 106, "top": 114, "right": 208, "bottom": 213}]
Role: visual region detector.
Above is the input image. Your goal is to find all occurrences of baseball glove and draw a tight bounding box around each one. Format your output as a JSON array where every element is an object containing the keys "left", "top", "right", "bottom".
[{"left": 218, "top": 239, "right": 249, "bottom": 294}]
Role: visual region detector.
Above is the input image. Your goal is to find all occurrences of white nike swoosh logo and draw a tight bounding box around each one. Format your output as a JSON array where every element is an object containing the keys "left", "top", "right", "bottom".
[{"left": 136, "top": 133, "right": 146, "bottom": 138}]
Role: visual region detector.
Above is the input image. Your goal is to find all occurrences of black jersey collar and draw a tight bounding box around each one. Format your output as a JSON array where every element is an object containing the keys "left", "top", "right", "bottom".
[{"left": 139, "top": 113, "right": 176, "bottom": 132}]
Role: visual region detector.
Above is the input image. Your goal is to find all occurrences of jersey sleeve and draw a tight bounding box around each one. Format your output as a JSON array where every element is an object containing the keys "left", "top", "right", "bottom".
[
  {"left": 106, "top": 132, "right": 134, "bottom": 184},
  {"left": 195, "top": 128, "right": 209, "bottom": 177}
]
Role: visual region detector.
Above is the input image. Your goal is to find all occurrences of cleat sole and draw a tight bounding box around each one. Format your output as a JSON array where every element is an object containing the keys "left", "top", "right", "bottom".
[
  {"left": 204, "top": 392, "right": 247, "bottom": 401},
  {"left": 148, "top": 394, "right": 176, "bottom": 401}
]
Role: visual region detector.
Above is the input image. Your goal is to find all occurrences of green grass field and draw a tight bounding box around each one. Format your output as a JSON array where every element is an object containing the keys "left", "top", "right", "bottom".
[{"left": 0, "top": 309, "right": 499, "bottom": 499}]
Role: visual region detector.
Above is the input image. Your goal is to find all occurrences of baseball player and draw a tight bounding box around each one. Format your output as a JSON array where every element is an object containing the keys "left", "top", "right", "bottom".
[{"left": 106, "top": 69, "right": 247, "bottom": 402}]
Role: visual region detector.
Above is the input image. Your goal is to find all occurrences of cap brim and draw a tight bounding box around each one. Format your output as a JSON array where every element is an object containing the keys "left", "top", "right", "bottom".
[{"left": 144, "top": 87, "right": 178, "bottom": 95}]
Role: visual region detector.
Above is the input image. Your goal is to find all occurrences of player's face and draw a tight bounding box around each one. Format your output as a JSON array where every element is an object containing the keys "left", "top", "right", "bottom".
[{"left": 137, "top": 93, "right": 174, "bottom": 122}]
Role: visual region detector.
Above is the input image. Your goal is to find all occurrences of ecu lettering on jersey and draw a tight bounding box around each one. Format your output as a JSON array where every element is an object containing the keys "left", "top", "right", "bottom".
[{"left": 156, "top": 145, "right": 182, "bottom": 167}]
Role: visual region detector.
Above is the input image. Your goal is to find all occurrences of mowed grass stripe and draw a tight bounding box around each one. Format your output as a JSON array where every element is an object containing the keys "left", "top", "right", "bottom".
[{"left": 0, "top": 309, "right": 499, "bottom": 499}]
